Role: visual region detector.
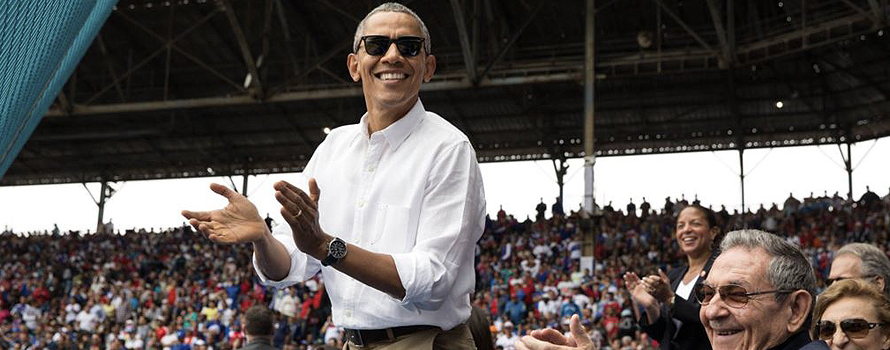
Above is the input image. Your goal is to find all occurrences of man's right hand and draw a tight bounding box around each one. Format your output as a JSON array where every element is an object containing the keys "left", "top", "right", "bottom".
[{"left": 182, "top": 183, "right": 269, "bottom": 244}]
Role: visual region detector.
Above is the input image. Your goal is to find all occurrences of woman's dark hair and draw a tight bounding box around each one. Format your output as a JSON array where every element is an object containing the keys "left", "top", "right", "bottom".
[{"left": 677, "top": 204, "right": 718, "bottom": 229}]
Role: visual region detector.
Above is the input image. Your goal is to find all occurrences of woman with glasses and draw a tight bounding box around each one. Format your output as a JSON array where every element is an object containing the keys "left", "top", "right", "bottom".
[
  {"left": 813, "top": 279, "right": 890, "bottom": 350},
  {"left": 623, "top": 204, "right": 720, "bottom": 350}
]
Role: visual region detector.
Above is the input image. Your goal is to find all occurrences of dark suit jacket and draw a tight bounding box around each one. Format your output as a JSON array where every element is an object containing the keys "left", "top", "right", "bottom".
[
  {"left": 640, "top": 253, "right": 715, "bottom": 350},
  {"left": 241, "top": 337, "right": 279, "bottom": 350},
  {"left": 768, "top": 331, "right": 829, "bottom": 350}
]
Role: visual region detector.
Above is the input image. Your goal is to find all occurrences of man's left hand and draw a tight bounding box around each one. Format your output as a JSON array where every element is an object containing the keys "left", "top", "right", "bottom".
[{"left": 273, "top": 179, "right": 328, "bottom": 260}]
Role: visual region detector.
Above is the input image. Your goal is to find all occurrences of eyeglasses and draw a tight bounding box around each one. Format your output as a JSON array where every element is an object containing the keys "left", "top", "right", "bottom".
[
  {"left": 825, "top": 275, "right": 876, "bottom": 287},
  {"left": 816, "top": 319, "right": 885, "bottom": 340},
  {"left": 695, "top": 283, "right": 796, "bottom": 308},
  {"left": 356, "top": 35, "right": 425, "bottom": 57}
]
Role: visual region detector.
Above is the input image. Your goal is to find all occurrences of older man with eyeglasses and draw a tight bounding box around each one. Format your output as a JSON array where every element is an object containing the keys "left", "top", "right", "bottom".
[
  {"left": 698, "top": 229, "right": 829, "bottom": 350},
  {"left": 827, "top": 243, "right": 890, "bottom": 297}
]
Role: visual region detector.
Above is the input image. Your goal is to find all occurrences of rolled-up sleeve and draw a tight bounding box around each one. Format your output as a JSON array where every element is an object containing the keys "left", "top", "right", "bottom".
[
  {"left": 390, "top": 141, "right": 485, "bottom": 309},
  {"left": 252, "top": 216, "right": 322, "bottom": 288}
]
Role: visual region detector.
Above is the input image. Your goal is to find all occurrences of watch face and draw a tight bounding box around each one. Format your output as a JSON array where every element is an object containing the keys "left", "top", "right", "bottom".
[{"left": 329, "top": 239, "right": 347, "bottom": 259}]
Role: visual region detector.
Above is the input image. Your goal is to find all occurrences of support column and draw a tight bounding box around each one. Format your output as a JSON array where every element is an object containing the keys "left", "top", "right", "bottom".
[
  {"left": 845, "top": 141, "right": 853, "bottom": 201},
  {"left": 739, "top": 148, "right": 746, "bottom": 214},
  {"left": 581, "top": 0, "right": 596, "bottom": 266},
  {"left": 552, "top": 156, "right": 568, "bottom": 206},
  {"left": 242, "top": 173, "right": 250, "bottom": 197},
  {"left": 97, "top": 180, "right": 108, "bottom": 233}
]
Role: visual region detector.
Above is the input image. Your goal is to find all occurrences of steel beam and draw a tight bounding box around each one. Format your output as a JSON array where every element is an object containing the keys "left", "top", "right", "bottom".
[
  {"left": 47, "top": 71, "right": 581, "bottom": 116},
  {"left": 476, "top": 2, "right": 544, "bottom": 84},
  {"left": 705, "top": 0, "right": 732, "bottom": 67},
  {"left": 96, "top": 34, "right": 127, "bottom": 101},
  {"left": 220, "top": 0, "right": 264, "bottom": 97},
  {"left": 450, "top": 0, "right": 478, "bottom": 82},
  {"left": 652, "top": 0, "right": 718, "bottom": 55},
  {"left": 840, "top": 0, "right": 881, "bottom": 24}
]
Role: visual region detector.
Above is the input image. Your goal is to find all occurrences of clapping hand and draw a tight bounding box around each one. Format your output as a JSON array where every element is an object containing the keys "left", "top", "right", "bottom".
[
  {"left": 273, "top": 178, "right": 328, "bottom": 259},
  {"left": 516, "top": 315, "right": 596, "bottom": 350},
  {"left": 182, "top": 183, "right": 267, "bottom": 244}
]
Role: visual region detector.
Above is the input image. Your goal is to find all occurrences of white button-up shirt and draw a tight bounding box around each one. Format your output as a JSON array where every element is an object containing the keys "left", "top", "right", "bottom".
[{"left": 253, "top": 99, "right": 486, "bottom": 330}]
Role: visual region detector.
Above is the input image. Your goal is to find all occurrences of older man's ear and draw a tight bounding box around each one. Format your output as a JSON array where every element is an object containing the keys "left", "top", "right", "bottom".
[{"left": 785, "top": 290, "right": 813, "bottom": 334}]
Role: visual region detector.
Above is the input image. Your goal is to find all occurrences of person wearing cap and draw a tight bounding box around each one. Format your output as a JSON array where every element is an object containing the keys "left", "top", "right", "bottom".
[
  {"left": 181, "top": 2, "right": 484, "bottom": 349},
  {"left": 827, "top": 243, "right": 890, "bottom": 296},
  {"left": 241, "top": 305, "right": 277, "bottom": 350},
  {"left": 496, "top": 321, "right": 520, "bottom": 350}
]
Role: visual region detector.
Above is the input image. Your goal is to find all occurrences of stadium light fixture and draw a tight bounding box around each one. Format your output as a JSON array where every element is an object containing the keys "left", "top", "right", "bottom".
[
  {"left": 775, "top": 101, "right": 784, "bottom": 109},
  {"left": 323, "top": 127, "right": 331, "bottom": 134}
]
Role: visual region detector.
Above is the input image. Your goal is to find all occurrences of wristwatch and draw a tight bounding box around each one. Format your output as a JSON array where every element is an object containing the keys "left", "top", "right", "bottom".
[{"left": 321, "top": 237, "right": 347, "bottom": 266}]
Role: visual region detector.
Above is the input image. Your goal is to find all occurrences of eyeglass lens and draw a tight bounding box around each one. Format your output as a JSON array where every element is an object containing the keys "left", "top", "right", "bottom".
[{"left": 696, "top": 284, "right": 751, "bottom": 307}]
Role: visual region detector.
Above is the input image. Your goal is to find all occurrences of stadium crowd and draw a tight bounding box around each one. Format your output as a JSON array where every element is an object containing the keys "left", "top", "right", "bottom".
[{"left": 1, "top": 187, "right": 889, "bottom": 349}]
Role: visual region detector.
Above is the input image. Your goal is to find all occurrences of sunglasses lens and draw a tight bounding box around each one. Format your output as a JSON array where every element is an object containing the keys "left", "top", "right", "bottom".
[
  {"left": 817, "top": 321, "right": 836, "bottom": 340},
  {"left": 363, "top": 36, "right": 390, "bottom": 55},
  {"left": 841, "top": 319, "right": 871, "bottom": 338},
  {"left": 396, "top": 38, "right": 422, "bottom": 56},
  {"left": 696, "top": 285, "right": 715, "bottom": 304},
  {"left": 722, "top": 285, "right": 750, "bottom": 308}
]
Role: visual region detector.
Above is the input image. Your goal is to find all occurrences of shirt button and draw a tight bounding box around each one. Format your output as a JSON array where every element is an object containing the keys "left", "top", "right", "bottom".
[
  {"left": 357, "top": 200, "right": 365, "bottom": 208},
  {"left": 367, "top": 166, "right": 375, "bottom": 172}
]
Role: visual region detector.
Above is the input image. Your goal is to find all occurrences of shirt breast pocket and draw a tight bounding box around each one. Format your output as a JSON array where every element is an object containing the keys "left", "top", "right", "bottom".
[{"left": 369, "top": 203, "right": 412, "bottom": 253}]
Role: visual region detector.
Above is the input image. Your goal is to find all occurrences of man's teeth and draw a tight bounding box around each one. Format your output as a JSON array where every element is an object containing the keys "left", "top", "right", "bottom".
[
  {"left": 716, "top": 330, "right": 741, "bottom": 336},
  {"left": 379, "top": 72, "right": 406, "bottom": 80}
]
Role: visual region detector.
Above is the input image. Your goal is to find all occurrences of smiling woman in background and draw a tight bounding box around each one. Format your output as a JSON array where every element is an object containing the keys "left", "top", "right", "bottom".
[
  {"left": 813, "top": 279, "right": 890, "bottom": 350},
  {"left": 623, "top": 204, "right": 720, "bottom": 350}
]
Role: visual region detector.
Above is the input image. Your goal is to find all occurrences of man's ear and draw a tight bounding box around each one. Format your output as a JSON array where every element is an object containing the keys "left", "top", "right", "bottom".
[
  {"left": 423, "top": 54, "right": 436, "bottom": 83},
  {"left": 875, "top": 275, "right": 886, "bottom": 292},
  {"left": 785, "top": 290, "right": 812, "bottom": 334},
  {"left": 347, "top": 53, "right": 361, "bottom": 82}
]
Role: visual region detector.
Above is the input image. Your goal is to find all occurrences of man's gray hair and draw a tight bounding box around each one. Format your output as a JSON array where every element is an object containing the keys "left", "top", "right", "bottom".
[
  {"left": 353, "top": 2, "right": 432, "bottom": 54},
  {"left": 837, "top": 243, "right": 890, "bottom": 296},
  {"left": 720, "top": 229, "right": 817, "bottom": 301}
]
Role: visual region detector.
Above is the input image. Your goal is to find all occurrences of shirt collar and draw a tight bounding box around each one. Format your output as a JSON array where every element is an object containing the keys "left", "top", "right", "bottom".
[{"left": 357, "top": 99, "right": 425, "bottom": 149}]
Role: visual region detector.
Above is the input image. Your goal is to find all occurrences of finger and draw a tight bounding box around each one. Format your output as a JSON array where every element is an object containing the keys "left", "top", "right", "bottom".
[
  {"left": 278, "top": 180, "right": 317, "bottom": 214},
  {"left": 181, "top": 210, "right": 211, "bottom": 222},
  {"left": 276, "top": 183, "right": 318, "bottom": 224},
  {"left": 308, "top": 178, "right": 320, "bottom": 204},
  {"left": 520, "top": 334, "right": 569, "bottom": 350},
  {"left": 569, "top": 314, "right": 593, "bottom": 346},
  {"left": 209, "top": 183, "right": 240, "bottom": 202},
  {"left": 188, "top": 218, "right": 203, "bottom": 232},
  {"left": 275, "top": 190, "right": 314, "bottom": 229},
  {"left": 276, "top": 195, "right": 306, "bottom": 230},
  {"left": 658, "top": 268, "right": 671, "bottom": 282},
  {"left": 530, "top": 328, "right": 571, "bottom": 346}
]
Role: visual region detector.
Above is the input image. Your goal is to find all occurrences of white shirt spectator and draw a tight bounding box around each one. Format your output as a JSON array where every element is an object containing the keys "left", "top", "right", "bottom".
[
  {"left": 254, "top": 100, "right": 486, "bottom": 330},
  {"left": 76, "top": 309, "right": 98, "bottom": 332},
  {"left": 532, "top": 243, "right": 552, "bottom": 258},
  {"left": 573, "top": 293, "right": 591, "bottom": 310},
  {"left": 496, "top": 331, "right": 519, "bottom": 350}
]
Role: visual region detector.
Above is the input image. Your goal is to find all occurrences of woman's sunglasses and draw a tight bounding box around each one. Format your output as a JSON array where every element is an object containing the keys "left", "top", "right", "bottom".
[
  {"left": 816, "top": 318, "right": 885, "bottom": 340},
  {"left": 356, "top": 35, "right": 425, "bottom": 57}
]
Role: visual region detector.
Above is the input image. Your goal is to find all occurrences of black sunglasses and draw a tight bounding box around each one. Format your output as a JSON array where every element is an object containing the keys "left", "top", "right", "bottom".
[
  {"left": 356, "top": 35, "right": 425, "bottom": 57},
  {"left": 696, "top": 283, "right": 795, "bottom": 308},
  {"left": 825, "top": 275, "right": 876, "bottom": 287},
  {"left": 816, "top": 318, "right": 885, "bottom": 340}
]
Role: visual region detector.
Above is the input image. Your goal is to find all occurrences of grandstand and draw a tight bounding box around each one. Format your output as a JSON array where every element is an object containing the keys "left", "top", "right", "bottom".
[{"left": 2, "top": 0, "right": 890, "bottom": 349}]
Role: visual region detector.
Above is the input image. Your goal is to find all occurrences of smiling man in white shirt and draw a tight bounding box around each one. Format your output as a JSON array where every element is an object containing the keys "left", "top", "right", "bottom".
[{"left": 182, "top": 2, "right": 485, "bottom": 349}]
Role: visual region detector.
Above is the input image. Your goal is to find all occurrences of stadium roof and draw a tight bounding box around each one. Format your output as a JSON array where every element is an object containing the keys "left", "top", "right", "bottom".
[{"left": 4, "top": 0, "right": 890, "bottom": 186}]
